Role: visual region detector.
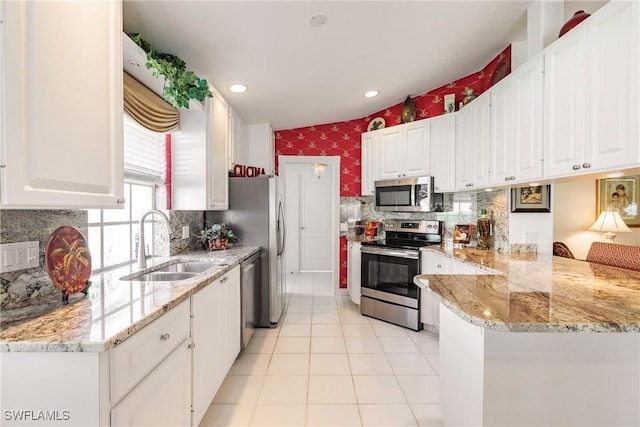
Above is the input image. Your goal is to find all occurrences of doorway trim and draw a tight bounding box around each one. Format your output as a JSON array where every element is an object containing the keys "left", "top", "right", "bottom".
[{"left": 279, "top": 155, "right": 340, "bottom": 294}]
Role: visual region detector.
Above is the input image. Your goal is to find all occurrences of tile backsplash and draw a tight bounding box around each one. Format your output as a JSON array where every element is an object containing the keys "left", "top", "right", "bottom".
[
  {"left": 0, "top": 210, "right": 88, "bottom": 310},
  {"left": 340, "top": 189, "right": 510, "bottom": 250},
  {"left": 0, "top": 209, "right": 204, "bottom": 312}
]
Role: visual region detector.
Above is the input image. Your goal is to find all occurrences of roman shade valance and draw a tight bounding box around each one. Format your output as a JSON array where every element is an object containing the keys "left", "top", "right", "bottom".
[{"left": 123, "top": 72, "right": 179, "bottom": 132}]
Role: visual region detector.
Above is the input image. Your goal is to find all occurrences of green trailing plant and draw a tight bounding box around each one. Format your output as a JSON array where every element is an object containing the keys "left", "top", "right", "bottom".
[{"left": 128, "top": 33, "right": 212, "bottom": 108}]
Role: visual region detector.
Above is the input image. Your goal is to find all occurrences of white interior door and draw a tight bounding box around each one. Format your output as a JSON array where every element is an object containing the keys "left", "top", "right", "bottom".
[{"left": 299, "top": 170, "right": 332, "bottom": 272}]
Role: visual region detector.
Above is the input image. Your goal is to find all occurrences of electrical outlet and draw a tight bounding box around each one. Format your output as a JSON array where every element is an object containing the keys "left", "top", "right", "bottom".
[
  {"left": 524, "top": 232, "right": 538, "bottom": 244},
  {"left": 0, "top": 241, "right": 39, "bottom": 273},
  {"left": 182, "top": 225, "right": 190, "bottom": 239}
]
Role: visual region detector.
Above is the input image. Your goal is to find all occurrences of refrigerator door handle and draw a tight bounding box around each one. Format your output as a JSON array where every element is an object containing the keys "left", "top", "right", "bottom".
[{"left": 277, "top": 200, "right": 286, "bottom": 256}]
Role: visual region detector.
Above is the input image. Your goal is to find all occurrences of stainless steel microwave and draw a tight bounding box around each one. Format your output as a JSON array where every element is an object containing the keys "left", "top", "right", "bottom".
[{"left": 374, "top": 176, "right": 444, "bottom": 212}]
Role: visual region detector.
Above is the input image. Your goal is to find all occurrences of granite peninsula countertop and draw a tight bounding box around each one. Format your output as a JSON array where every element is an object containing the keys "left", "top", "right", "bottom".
[
  {"left": 0, "top": 246, "right": 260, "bottom": 352},
  {"left": 415, "top": 247, "right": 640, "bottom": 333}
]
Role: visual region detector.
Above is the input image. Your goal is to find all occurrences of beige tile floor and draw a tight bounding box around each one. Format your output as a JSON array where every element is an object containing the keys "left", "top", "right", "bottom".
[{"left": 199, "top": 272, "right": 443, "bottom": 427}]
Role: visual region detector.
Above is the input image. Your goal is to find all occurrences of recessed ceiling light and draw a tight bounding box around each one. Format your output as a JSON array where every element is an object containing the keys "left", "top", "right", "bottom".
[
  {"left": 484, "top": 188, "right": 494, "bottom": 192},
  {"left": 310, "top": 14, "right": 328, "bottom": 27},
  {"left": 229, "top": 84, "right": 247, "bottom": 93},
  {"left": 528, "top": 182, "right": 541, "bottom": 187},
  {"left": 364, "top": 90, "right": 379, "bottom": 98}
]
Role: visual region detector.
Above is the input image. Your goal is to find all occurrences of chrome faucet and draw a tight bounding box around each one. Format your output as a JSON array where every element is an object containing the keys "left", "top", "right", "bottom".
[{"left": 138, "top": 209, "right": 171, "bottom": 269}]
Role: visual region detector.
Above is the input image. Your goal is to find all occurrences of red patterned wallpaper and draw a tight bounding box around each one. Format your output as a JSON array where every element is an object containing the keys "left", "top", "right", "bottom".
[{"left": 275, "top": 45, "right": 511, "bottom": 288}]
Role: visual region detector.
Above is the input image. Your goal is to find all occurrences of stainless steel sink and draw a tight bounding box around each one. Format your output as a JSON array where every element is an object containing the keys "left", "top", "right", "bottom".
[
  {"left": 122, "top": 260, "right": 227, "bottom": 282},
  {"left": 155, "top": 261, "right": 225, "bottom": 273},
  {"left": 128, "top": 271, "right": 199, "bottom": 282}
]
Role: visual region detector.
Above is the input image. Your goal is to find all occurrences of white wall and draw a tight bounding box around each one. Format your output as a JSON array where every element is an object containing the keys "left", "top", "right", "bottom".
[
  {"left": 508, "top": 196, "right": 554, "bottom": 254},
  {"left": 553, "top": 180, "right": 640, "bottom": 260}
]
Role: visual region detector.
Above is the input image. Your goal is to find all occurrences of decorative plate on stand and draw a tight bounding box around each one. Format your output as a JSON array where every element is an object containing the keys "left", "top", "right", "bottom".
[
  {"left": 45, "top": 226, "right": 92, "bottom": 302},
  {"left": 488, "top": 56, "right": 510, "bottom": 89},
  {"left": 367, "top": 117, "right": 385, "bottom": 132}
]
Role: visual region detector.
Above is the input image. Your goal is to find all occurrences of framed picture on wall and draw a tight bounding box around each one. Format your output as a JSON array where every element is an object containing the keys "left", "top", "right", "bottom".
[
  {"left": 511, "top": 185, "right": 551, "bottom": 213},
  {"left": 596, "top": 174, "right": 640, "bottom": 227}
]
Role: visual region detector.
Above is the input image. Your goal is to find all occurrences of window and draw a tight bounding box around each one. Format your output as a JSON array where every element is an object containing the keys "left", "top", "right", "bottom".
[{"left": 87, "top": 114, "right": 168, "bottom": 272}]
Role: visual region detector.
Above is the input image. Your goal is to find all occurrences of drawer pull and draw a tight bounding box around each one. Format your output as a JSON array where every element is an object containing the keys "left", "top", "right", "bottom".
[
  {"left": 221, "top": 276, "right": 228, "bottom": 283},
  {"left": 582, "top": 163, "right": 591, "bottom": 169},
  {"left": 160, "top": 333, "right": 170, "bottom": 342},
  {"left": 572, "top": 164, "right": 581, "bottom": 170}
]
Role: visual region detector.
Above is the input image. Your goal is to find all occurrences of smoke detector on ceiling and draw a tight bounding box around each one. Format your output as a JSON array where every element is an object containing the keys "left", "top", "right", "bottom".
[{"left": 310, "top": 14, "right": 328, "bottom": 27}]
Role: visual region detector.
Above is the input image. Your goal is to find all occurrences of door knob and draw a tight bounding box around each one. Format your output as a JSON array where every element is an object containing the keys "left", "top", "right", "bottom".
[{"left": 300, "top": 226, "right": 306, "bottom": 230}]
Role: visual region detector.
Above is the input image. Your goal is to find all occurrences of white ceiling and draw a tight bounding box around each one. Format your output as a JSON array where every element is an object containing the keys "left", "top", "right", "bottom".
[{"left": 123, "top": 1, "right": 533, "bottom": 131}]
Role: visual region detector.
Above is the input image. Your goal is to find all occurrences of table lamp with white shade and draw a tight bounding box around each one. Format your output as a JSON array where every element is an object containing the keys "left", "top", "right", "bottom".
[{"left": 588, "top": 210, "right": 631, "bottom": 242}]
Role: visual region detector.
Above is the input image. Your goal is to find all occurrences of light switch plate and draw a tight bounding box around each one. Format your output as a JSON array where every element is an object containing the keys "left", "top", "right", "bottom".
[
  {"left": 0, "top": 241, "right": 39, "bottom": 273},
  {"left": 182, "top": 225, "right": 190, "bottom": 239}
]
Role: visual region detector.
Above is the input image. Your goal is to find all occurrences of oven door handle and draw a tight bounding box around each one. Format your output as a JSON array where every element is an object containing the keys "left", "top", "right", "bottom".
[{"left": 361, "top": 246, "right": 419, "bottom": 260}]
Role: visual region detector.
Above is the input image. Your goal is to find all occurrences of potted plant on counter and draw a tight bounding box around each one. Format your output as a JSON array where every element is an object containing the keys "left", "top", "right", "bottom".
[{"left": 199, "top": 223, "right": 238, "bottom": 250}]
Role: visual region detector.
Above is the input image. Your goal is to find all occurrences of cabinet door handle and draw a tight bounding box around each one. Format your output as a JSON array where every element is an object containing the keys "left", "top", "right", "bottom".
[
  {"left": 437, "top": 264, "right": 442, "bottom": 268},
  {"left": 504, "top": 177, "right": 510, "bottom": 181},
  {"left": 582, "top": 163, "right": 591, "bottom": 169},
  {"left": 188, "top": 343, "right": 196, "bottom": 350},
  {"left": 221, "top": 276, "right": 228, "bottom": 283},
  {"left": 116, "top": 198, "right": 125, "bottom": 204},
  {"left": 572, "top": 164, "right": 581, "bottom": 170},
  {"left": 160, "top": 333, "right": 170, "bottom": 341}
]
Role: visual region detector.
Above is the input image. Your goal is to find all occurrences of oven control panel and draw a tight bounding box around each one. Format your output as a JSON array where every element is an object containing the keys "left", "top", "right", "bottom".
[{"left": 384, "top": 219, "right": 441, "bottom": 235}]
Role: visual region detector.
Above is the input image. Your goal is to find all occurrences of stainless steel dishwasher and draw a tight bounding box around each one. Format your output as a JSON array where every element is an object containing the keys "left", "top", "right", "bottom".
[{"left": 240, "top": 251, "right": 261, "bottom": 349}]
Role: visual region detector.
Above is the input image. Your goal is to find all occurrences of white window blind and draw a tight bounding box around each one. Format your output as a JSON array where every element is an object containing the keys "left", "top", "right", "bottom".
[{"left": 124, "top": 113, "right": 165, "bottom": 180}]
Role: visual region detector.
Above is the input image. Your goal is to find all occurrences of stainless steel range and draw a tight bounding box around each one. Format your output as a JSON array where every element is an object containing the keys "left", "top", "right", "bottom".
[{"left": 360, "top": 219, "right": 442, "bottom": 331}]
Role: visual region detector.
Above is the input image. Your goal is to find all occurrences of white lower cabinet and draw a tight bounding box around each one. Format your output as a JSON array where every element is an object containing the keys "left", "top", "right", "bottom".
[
  {"left": 110, "top": 299, "right": 191, "bottom": 425},
  {"left": 0, "top": 265, "right": 244, "bottom": 427},
  {"left": 192, "top": 266, "right": 241, "bottom": 426},
  {"left": 111, "top": 340, "right": 192, "bottom": 427},
  {"left": 347, "top": 241, "right": 361, "bottom": 305},
  {"left": 420, "top": 251, "right": 486, "bottom": 330}
]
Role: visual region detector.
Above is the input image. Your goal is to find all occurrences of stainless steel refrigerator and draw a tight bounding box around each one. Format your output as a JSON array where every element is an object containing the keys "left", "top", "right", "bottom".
[{"left": 205, "top": 176, "right": 286, "bottom": 327}]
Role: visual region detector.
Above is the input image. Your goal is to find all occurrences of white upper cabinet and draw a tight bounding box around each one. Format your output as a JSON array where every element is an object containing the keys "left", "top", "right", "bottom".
[
  {"left": 377, "top": 126, "right": 404, "bottom": 180},
  {"left": 584, "top": 1, "right": 639, "bottom": 172},
  {"left": 490, "top": 55, "right": 544, "bottom": 185},
  {"left": 544, "top": 1, "right": 639, "bottom": 177},
  {"left": 429, "top": 114, "right": 456, "bottom": 192},
  {"left": 207, "top": 94, "right": 230, "bottom": 210},
  {"left": 228, "top": 107, "right": 248, "bottom": 171},
  {"left": 172, "top": 94, "right": 229, "bottom": 210},
  {"left": 378, "top": 120, "right": 430, "bottom": 180},
  {"left": 456, "top": 94, "right": 490, "bottom": 190},
  {"left": 360, "top": 131, "right": 378, "bottom": 196},
  {"left": 247, "top": 123, "right": 275, "bottom": 176},
  {"left": 1, "top": 0, "right": 124, "bottom": 209}
]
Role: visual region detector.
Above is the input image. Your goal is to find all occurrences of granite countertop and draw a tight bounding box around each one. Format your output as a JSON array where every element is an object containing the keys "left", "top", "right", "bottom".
[
  {"left": 0, "top": 246, "right": 260, "bottom": 352},
  {"left": 415, "top": 247, "right": 640, "bottom": 333}
]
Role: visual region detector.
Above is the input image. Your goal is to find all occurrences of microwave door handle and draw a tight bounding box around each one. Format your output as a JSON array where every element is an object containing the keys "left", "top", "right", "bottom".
[{"left": 411, "top": 185, "right": 417, "bottom": 207}]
